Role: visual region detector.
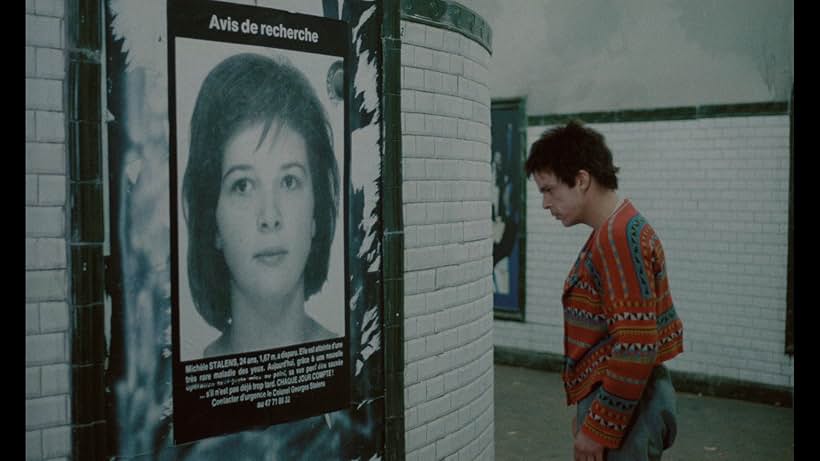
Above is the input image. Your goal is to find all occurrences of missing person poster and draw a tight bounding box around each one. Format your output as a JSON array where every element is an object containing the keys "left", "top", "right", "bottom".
[{"left": 167, "top": 0, "right": 350, "bottom": 444}]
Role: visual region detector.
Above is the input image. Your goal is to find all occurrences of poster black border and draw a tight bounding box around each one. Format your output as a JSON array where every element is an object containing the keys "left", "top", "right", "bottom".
[
  {"left": 491, "top": 97, "right": 527, "bottom": 322},
  {"left": 167, "top": 0, "right": 352, "bottom": 445}
]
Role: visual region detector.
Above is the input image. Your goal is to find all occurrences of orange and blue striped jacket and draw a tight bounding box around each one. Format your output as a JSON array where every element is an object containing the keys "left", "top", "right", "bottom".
[{"left": 562, "top": 199, "right": 684, "bottom": 448}]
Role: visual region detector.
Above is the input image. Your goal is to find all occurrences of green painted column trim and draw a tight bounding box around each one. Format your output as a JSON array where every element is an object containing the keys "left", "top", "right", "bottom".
[
  {"left": 400, "top": 0, "right": 492, "bottom": 54},
  {"left": 66, "top": 0, "right": 107, "bottom": 460},
  {"left": 528, "top": 101, "right": 790, "bottom": 126},
  {"left": 382, "top": 0, "right": 405, "bottom": 459},
  {"left": 785, "top": 86, "right": 794, "bottom": 356}
]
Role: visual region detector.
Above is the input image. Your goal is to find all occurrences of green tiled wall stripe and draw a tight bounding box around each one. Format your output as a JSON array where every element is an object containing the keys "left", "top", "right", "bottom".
[
  {"left": 72, "top": 303, "right": 106, "bottom": 366},
  {"left": 67, "top": 0, "right": 101, "bottom": 50},
  {"left": 785, "top": 86, "right": 794, "bottom": 355},
  {"left": 68, "top": 60, "right": 102, "bottom": 122},
  {"left": 383, "top": 0, "right": 405, "bottom": 459},
  {"left": 69, "top": 245, "right": 105, "bottom": 307},
  {"left": 400, "top": 0, "right": 492, "bottom": 54},
  {"left": 495, "top": 346, "right": 793, "bottom": 407},
  {"left": 72, "top": 362, "right": 105, "bottom": 424},
  {"left": 68, "top": 121, "right": 103, "bottom": 181},
  {"left": 70, "top": 182, "right": 104, "bottom": 243},
  {"left": 72, "top": 422, "right": 106, "bottom": 461},
  {"left": 67, "top": 0, "right": 107, "bottom": 460},
  {"left": 528, "top": 101, "right": 790, "bottom": 127}
]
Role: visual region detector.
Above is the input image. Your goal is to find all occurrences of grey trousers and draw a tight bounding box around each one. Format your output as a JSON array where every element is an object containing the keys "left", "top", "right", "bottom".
[{"left": 575, "top": 365, "right": 678, "bottom": 461}]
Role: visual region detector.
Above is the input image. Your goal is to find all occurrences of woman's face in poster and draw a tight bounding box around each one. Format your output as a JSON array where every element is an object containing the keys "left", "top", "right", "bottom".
[{"left": 215, "top": 122, "right": 315, "bottom": 307}]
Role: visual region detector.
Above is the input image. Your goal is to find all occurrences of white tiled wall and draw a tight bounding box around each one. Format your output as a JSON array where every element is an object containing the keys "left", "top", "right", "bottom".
[
  {"left": 496, "top": 115, "right": 794, "bottom": 389},
  {"left": 25, "top": 1, "right": 72, "bottom": 460},
  {"left": 402, "top": 19, "right": 495, "bottom": 461}
]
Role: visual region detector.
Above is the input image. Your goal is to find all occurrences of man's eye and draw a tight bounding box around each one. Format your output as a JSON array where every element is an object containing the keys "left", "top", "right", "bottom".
[
  {"left": 231, "top": 178, "right": 254, "bottom": 195},
  {"left": 281, "top": 174, "right": 302, "bottom": 191}
]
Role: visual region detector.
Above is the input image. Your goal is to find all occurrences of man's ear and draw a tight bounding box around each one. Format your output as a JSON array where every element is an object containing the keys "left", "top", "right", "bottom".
[{"left": 576, "top": 170, "right": 591, "bottom": 191}]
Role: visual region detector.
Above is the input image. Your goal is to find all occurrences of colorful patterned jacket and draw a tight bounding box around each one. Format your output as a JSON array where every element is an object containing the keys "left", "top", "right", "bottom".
[{"left": 562, "top": 199, "right": 684, "bottom": 448}]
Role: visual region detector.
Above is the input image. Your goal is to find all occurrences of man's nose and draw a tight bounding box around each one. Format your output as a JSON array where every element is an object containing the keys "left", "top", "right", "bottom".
[{"left": 542, "top": 195, "right": 551, "bottom": 210}]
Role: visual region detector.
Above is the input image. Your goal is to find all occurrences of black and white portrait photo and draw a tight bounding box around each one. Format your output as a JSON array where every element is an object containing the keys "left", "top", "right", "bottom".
[{"left": 173, "top": 39, "right": 347, "bottom": 361}]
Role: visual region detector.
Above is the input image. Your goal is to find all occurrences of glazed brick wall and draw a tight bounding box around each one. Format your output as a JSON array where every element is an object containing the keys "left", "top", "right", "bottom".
[
  {"left": 495, "top": 115, "right": 794, "bottom": 389},
  {"left": 401, "top": 19, "right": 495, "bottom": 461},
  {"left": 26, "top": 0, "right": 72, "bottom": 460}
]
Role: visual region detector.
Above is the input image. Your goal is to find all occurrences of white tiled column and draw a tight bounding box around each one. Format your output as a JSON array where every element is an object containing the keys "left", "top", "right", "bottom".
[
  {"left": 401, "top": 20, "right": 495, "bottom": 461},
  {"left": 25, "top": 1, "right": 72, "bottom": 460}
]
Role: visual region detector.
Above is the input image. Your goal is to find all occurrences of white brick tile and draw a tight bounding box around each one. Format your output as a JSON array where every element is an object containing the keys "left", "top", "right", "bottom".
[
  {"left": 26, "top": 238, "right": 66, "bottom": 269},
  {"left": 401, "top": 90, "right": 415, "bottom": 114},
  {"left": 26, "top": 430, "right": 42, "bottom": 460},
  {"left": 38, "top": 174, "right": 66, "bottom": 205},
  {"left": 414, "top": 46, "right": 433, "bottom": 69},
  {"left": 25, "top": 395, "right": 68, "bottom": 428},
  {"left": 26, "top": 175, "right": 38, "bottom": 205},
  {"left": 406, "top": 160, "right": 428, "bottom": 182},
  {"left": 34, "top": 111, "right": 65, "bottom": 143},
  {"left": 427, "top": 418, "right": 445, "bottom": 443},
  {"left": 405, "top": 363, "right": 419, "bottom": 386},
  {"left": 25, "top": 333, "right": 67, "bottom": 365},
  {"left": 26, "top": 46, "right": 36, "bottom": 77},
  {"left": 40, "top": 301, "right": 69, "bottom": 332},
  {"left": 426, "top": 203, "right": 444, "bottom": 223},
  {"left": 35, "top": 0, "right": 65, "bottom": 17},
  {"left": 405, "top": 113, "right": 425, "bottom": 134},
  {"left": 403, "top": 181, "right": 418, "bottom": 203},
  {"left": 26, "top": 303, "right": 40, "bottom": 334},
  {"left": 417, "top": 314, "right": 434, "bottom": 336},
  {"left": 417, "top": 270, "right": 435, "bottom": 291},
  {"left": 425, "top": 27, "right": 443, "bottom": 50},
  {"left": 402, "top": 21, "right": 426, "bottom": 46},
  {"left": 417, "top": 225, "right": 434, "bottom": 245},
  {"left": 417, "top": 356, "right": 441, "bottom": 380},
  {"left": 403, "top": 67, "right": 424, "bottom": 89},
  {"left": 415, "top": 91, "right": 434, "bottom": 114},
  {"left": 432, "top": 50, "right": 450, "bottom": 73},
  {"left": 449, "top": 55, "right": 464, "bottom": 76},
  {"left": 41, "top": 364, "right": 70, "bottom": 395},
  {"left": 42, "top": 426, "right": 71, "bottom": 459},
  {"left": 427, "top": 333, "right": 444, "bottom": 355},
  {"left": 26, "top": 111, "right": 36, "bottom": 141},
  {"left": 26, "top": 15, "right": 62, "bottom": 48},
  {"left": 25, "top": 207, "right": 64, "bottom": 237},
  {"left": 401, "top": 44, "right": 415, "bottom": 67},
  {"left": 36, "top": 48, "right": 65, "bottom": 79},
  {"left": 406, "top": 425, "right": 428, "bottom": 452},
  {"left": 407, "top": 381, "right": 426, "bottom": 407},
  {"left": 25, "top": 269, "right": 65, "bottom": 302},
  {"left": 404, "top": 203, "right": 426, "bottom": 226},
  {"left": 405, "top": 316, "right": 418, "bottom": 339},
  {"left": 405, "top": 293, "right": 427, "bottom": 317},
  {"left": 416, "top": 136, "right": 435, "bottom": 155},
  {"left": 443, "top": 30, "right": 461, "bottom": 54},
  {"left": 26, "top": 366, "right": 41, "bottom": 398},
  {"left": 424, "top": 70, "right": 443, "bottom": 92}
]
